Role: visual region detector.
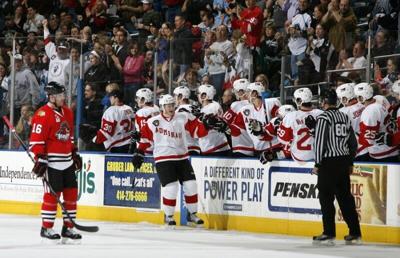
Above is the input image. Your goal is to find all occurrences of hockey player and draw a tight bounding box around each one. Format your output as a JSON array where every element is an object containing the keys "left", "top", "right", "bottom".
[
  {"left": 336, "top": 83, "right": 366, "bottom": 157},
  {"left": 81, "top": 90, "right": 135, "bottom": 153},
  {"left": 134, "top": 88, "right": 160, "bottom": 154},
  {"left": 251, "top": 104, "right": 296, "bottom": 164},
  {"left": 354, "top": 83, "right": 398, "bottom": 161},
  {"left": 174, "top": 85, "right": 201, "bottom": 155},
  {"left": 29, "top": 82, "right": 82, "bottom": 242},
  {"left": 42, "top": 19, "right": 70, "bottom": 87},
  {"left": 131, "top": 94, "right": 208, "bottom": 226},
  {"left": 223, "top": 78, "right": 254, "bottom": 157},
  {"left": 278, "top": 88, "right": 323, "bottom": 162},
  {"left": 230, "top": 82, "right": 281, "bottom": 157},
  {"left": 376, "top": 80, "right": 400, "bottom": 146},
  {"left": 197, "top": 84, "right": 231, "bottom": 156}
]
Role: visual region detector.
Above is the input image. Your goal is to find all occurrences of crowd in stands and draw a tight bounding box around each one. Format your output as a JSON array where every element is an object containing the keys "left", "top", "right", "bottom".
[{"left": 0, "top": 0, "right": 399, "bottom": 162}]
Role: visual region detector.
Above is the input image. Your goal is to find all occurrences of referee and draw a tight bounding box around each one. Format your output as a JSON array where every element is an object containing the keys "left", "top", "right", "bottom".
[{"left": 311, "top": 89, "right": 361, "bottom": 245}]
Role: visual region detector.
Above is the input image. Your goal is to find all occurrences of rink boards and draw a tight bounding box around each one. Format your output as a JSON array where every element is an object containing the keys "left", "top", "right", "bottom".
[{"left": 0, "top": 150, "right": 399, "bottom": 244}]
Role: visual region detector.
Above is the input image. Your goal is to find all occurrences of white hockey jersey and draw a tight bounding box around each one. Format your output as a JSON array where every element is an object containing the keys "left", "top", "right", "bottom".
[
  {"left": 278, "top": 109, "right": 323, "bottom": 161},
  {"left": 339, "top": 101, "right": 365, "bottom": 156},
  {"left": 223, "top": 100, "right": 253, "bottom": 156},
  {"left": 358, "top": 101, "right": 398, "bottom": 159},
  {"left": 135, "top": 105, "right": 160, "bottom": 153},
  {"left": 176, "top": 104, "right": 200, "bottom": 153},
  {"left": 198, "top": 101, "right": 230, "bottom": 154},
  {"left": 94, "top": 104, "right": 135, "bottom": 150},
  {"left": 44, "top": 33, "right": 70, "bottom": 86},
  {"left": 139, "top": 112, "right": 208, "bottom": 163}
]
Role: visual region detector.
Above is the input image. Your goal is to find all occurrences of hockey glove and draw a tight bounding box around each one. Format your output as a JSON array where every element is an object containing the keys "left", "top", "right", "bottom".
[
  {"left": 132, "top": 149, "right": 145, "bottom": 169},
  {"left": 305, "top": 115, "right": 316, "bottom": 136},
  {"left": 191, "top": 105, "right": 202, "bottom": 118},
  {"left": 249, "top": 119, "right": 264, "bottom": 136},
  {"left": 32, "top": 154, "right": 48, "bottom": 177},
  {"left": 200, "top": 114, "right": 220, "bottom": 130},
  {"left": 259, "top": 149, "right": 277, "bottom": 165},
  {"left": 272, "top": 117, "right": 282, "bottom": 133},
  {"left": 375, "top": 132, "right": 393, "bottom": 146},
  {"left": 72, "top": 149, "right": 83, "bottom": 171},
  {"left": 214, "top": 119, "right": 231, "bottom": 135},
  {"left": 79, "top": 124, "right": 98, "bottom": 143}
]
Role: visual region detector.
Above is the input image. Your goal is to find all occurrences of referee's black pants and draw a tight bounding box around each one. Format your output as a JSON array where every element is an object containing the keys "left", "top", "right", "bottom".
[{"left": 317, "top": 156, "right": 361, "bottom": 237}]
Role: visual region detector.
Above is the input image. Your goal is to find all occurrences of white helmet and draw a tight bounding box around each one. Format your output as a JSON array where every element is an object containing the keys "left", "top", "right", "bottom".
[
  {"left": 354, "top": 83, "right": 373, "bottom": 103},
  {"left": 233, "top": 78, "right": 249, "bottom": 93},
  {"left": 159, "top": 94, "right": 175, "bottom": 107},
  {"left": 336, "top": 83, "right": 356, "bottom": 105},
  {"left": 197, "top": 84, "right": 216, "bottom": 100},
  {"left": 392, "top": 80, "right": 400, "bottom": 95},
  {"left": 247, "top": 82, "right": 264, "bottom": 97},
  {"left": 293, "top": 87, "right": 312, "bottom": 106},
  {"left": 373, "top": 95, "right": 390, "bottom": 110},
  {"left": 277, "top": 104, "right": 296, "bottom": 119},
  {"left": 173, "top": 86, "right": 191, "bottom": 100},
  {"left": 136, "top": 88, "right": 153, "bottom": 103}
]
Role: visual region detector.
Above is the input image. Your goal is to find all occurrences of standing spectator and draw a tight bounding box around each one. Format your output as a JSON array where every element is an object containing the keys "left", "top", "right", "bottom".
[
  {"left": 198, "top": 12, "right": 216, "bottom": 33},
  {"left": 65, "top": 46, "right": 89, "bottom": 100},
  {"left": 87, "top": 1, "right": 109, "bottom": 33},
  {"left": 113, "top": 28, "right": 129, "bottom": 66},
  {"left": 371, "top": 30, "right": 394, "bottom": 70},
  {"left": 287, "top": 0, "right": 312, "bottom": 82},
  {"left": 157, "top": 22, "right": 173, "bottom": 65},
  {"left": 321, "top": 0, "right": 357, "bottom": 52},
  {"left": 281, "top": 0, "right": 299, "bottom": 22},
  {"left": 85, "top": 50, "right": 110, "bottom": 91},
  {"left": 10, "top": 5, "right": 26, "bottom": 33},
  {"left": 165, "top": 0, "right": 184, "bottom": 24},
  {"left": 104, "top": 40, "right": 123, "bottom": 84},
  {"left": 12, "top": 54, "right": 40, "bottom": 123},
  {"left": 23, "top": 6, "right": 45, "bottom": 33},
  {"left": 173, "top": 13, "right": 193, "bottom": 76},
  {"left": 311, "top": 4, "right": 328, "bottom": 29},
  {"left": 137, "top": 0, "right": 162, "bottom": 36},
  {"left": 205, "top": 25, "right": 234, "bottom": 99},
  {"left": 143, "top": 50, "right": 154, "bottom": 86},
  {"left": 231, "top": 0, "right": 263, "bottom": 48},
  {"left": 123, "top": 42, "right": 145, "bottom": 106},
  {"left": 15, "top": 104, "right": 34, "bottom": 149}
]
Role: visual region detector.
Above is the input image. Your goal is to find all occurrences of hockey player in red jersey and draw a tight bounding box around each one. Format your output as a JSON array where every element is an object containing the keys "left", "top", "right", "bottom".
[
  {"left": 278, "top": 87, "right": 323, "bottom": 162},
  {"left": 29, "top": 82, "right": 82, "bottom": 242},
  {"left": 131, "top": 94, "right": 208, "bottom": 226},
  {"left": 80, "top": 90, "right": 135, "bottom": 153},
  {"left": 223, "top": 78, "right": 254, "bottom": 157},
  {"left": 354, "top": 83, "right": 398, "bottom": 161}
]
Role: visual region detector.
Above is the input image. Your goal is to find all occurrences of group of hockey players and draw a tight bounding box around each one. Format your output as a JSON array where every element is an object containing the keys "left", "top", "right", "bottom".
[{"left": 27, "top": 75, "right": 400, "bottom": 243}]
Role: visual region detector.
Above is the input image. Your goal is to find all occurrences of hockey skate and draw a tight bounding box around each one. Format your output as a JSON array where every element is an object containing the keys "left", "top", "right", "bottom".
[
  {"left": 40, "top": 227, "right": 61, "bottom": 244},
  {"left": 187, "top": 212, "right": 204, "bottom": 228},
  {"left": 61, "top": 226, "right": 82, "bottom": 244},
  {"left": 312, "top": 234, "right": 335, "bottom": 246},
  {"left": 344, "top": 235, "right": 362, "bottom": 245},
  {"left": 164, "top": 215, "right": 176, "bottom": 229}
]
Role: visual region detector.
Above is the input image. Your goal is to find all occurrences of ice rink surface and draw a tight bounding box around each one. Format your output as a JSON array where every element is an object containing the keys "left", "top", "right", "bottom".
[{"left": 0, "top": 214, "right": 398, "bottom": 258}]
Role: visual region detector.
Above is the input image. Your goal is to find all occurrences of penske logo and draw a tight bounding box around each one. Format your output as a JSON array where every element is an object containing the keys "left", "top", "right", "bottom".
[{"left": 273, "top": 182, "right": 318, "bottom": 199}]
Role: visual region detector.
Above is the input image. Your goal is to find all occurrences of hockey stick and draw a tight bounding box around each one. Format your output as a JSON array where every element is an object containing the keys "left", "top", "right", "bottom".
[{"left": 3, "top": 116, "right": 99, "bottom": 233}]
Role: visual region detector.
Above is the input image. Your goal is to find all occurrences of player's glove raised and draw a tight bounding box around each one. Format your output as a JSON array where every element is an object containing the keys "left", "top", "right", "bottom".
[
  {"left": 132, "top": 149, "right": 145, "bottom": 169},
  {"left": 33, "top": 154, "right": 48, "bottom": 177},
  {"left": 72, "top": 149, "right": 82, "bottom": 171},
  {"left": 249, "top": 119, "right": 264, "bottom": 136},
  {"left": 200, "top": 113, "right": 220, "bottom": 130},
  {"left": 305, "top": 115, "right": 316, "bottom": 136}
]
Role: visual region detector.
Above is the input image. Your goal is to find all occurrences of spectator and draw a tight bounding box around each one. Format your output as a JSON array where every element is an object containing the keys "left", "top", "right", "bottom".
[
  {"left": 123, "top": 42, "right": 145, "bottom": 106},
  {"left": 281, "top": 0, "right": 299, "bottom": 22},
  {"left": 311, "top": 4, "right": 327, "bottom": 29},
  {"left": 220, "top": 87, "right": 235, "bottom": 113},
  {"left": 165, "top": 0, "right": 184, "bottom": 24},
  {"left": 12, "top": 54, "right": 40, "bottom": 123},
  {"left": 85, "top": 50, "right": 110, "bottom": 91},
  {"left": 102, "top": 83, "right": 120, "bottom": 111},
  {"left": 88, "top": 1, "right": 109, "bottom": 33},
  {"left": 65, "top": 46, "right": 89, "bottom": 100},
  {"left": 10, "top": 5, "right": 26, "bottom": 33},
  {"left": 371, "top": 30, "right": 394, "bottom": 69},
  {"left": 375, "top": 58, "right": 398, "bottom": 94},
  {"left": 255, "top": 74, "right": 272, "bottom": 98},
  {"left": 143, "top": 50, "right": 154, "bottom": 86},
  {"left": 0, "top": 63, "right": 8, "bottom": 143},
  {"left": 112, "top": 28, "right": 129, "bottom": 66},
  {"left": 231, "top": 0, "right": 263, "bottom": 48},
  {"left": 173, "top": 13, "right": 193, "bottom": 76},
  {"left": 23, "top": 6, "right": 44, "bottom": 33},
  {"left": 287, "top": 0, "right": 312, "bottom": 82},
  {"left": 157, "top": 22, "right": 172, "bottom": 65},
  {"left": 177, "top": 68, "right": 200, "bottom": 103},
  {"left": 205, "top": 25, "right": 234, "bottom": 99},
  {"left": 321, "top": 0, "right": 357, "bottom": 52},
  {"left": 137, "top": 0, "right": 162, "bottom": 36},
  {"left": 198, "top": 12, "right": 216, "bottom": 33},
  {"left": 338, "top": 41, "right": 367, "bottom": 80},
  {"left": 369, "top": 0, "right": 399, "bottom": 33},
  {"left": 15, "top": 104, "right": 34, "bottom": 148},
  {"left": 104, "top": 39, "right": 123, "bottom": 84}
]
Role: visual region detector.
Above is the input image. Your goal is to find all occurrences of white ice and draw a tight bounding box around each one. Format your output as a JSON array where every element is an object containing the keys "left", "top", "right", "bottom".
[{"left": 0, "top": 214, "right": 398, "bottom": 258}]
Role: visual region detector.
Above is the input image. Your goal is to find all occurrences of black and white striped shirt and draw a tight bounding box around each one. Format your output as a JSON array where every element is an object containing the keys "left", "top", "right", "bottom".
[{"left": 314, "top": 108, "right": 358, "bottom": 165}]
